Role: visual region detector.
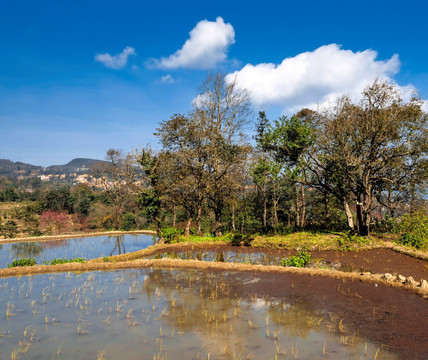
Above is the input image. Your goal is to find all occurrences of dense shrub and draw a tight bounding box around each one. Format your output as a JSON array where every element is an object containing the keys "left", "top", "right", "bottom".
[
  {"left": 121, "top": 212, "right": 137, "bottom": 231},
  {"left": 160, "top": 227, "right": 181, "bottom": 243},
  {"left": 8, "top": 258, "right": 36, "bottom": 268},
  {"left": 0, "top": 220, "right": 18, "bottom": 238},
  {"left": 396, "top": 211, "right": 428, "bottom": 250},
  {"left": 230, "top": 233, "right": 253, "bottom": 246},
  {"left": 281, "top": 251, "right": 312, "bottom": 267}
]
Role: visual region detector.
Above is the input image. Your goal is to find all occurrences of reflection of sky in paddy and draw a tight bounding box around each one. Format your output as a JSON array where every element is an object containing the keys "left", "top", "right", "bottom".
[
  {"left": 151, "top": 251, "right": 370, "bottom": 273},
  {"left": 0, "top": 269, "right": 399, "bottom": 359},
  {"left": 0, "top": 234, "right": 155, "bottom": 268}
]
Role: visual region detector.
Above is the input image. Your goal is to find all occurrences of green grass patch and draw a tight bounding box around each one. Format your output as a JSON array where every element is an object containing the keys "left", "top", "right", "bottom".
[
  {"left": 177, "top": 233, "right": 233, "bottom": 243},
  {"left": 281, "top": 251, "right": 312, "bottom": 267},
  {"left": 8, "top": 258, "right": 36, "bottom": 268},
  {"left": 170, "top": 230, "right": 394, "bottom": 251},
  {"left": 251, "top": 231, "right": 343, "bottom": 250},
  {"left": 43, "top": 257, "right": 86, "bottom": 265}
]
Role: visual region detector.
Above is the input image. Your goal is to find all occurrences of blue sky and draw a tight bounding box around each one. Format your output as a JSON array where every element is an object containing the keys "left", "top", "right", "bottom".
[{"left": 1, "top": 0, "right": 427, "bottom": 166}]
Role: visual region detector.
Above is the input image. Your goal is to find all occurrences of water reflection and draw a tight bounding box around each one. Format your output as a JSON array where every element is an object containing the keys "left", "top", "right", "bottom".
[
  {"left": 149, "top": 250, "right": 370, "bottom": 273},
  {"left": 0, "top": 234, "right": 154, "bottom": 268},
  {"left": 0, "top": 269, "right": 399, "bottom": 359},
  {"left": 109, "top": 235, "right": 125, "bottom": 255},
  {"left": 9, "top": 242, "right": 43, "bottom": 258}
]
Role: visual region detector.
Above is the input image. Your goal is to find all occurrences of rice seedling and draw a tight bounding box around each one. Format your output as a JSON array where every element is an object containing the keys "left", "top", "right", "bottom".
[
  {"left": 77, "top": 323, "right": 90, "bottom": 336},
  {"left": 97, "top": 349, "right": 107, "bottom": 360},
  {"left": 11, "top": 347, "right": 19, "bottom": 360},
  {"left": 102, "top": 316, "right": 110, "bottom": 327},
  {"left": 6, "top": 302, "right": 16, "bottom": 318},
  {"left": 115, "top": 300, "right": 124, "bottom": 313}
]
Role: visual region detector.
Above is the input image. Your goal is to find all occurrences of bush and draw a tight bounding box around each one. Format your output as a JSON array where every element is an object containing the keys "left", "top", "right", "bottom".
[
  {"left": 231, "top": 233, "right": 244, "bottom": 246},
  {"left": 8, "top": 258, "right": 36, "bottom": 268},
  {"left": 1, "top": 220, "right": 18, "bottom": 238},
  {"left": 281, "top": 251, "right": 312, "bottom": 267},
  {"left": 121, "top": 212, "right": 137, "bottom": 231},
  {"left": 337, "top": 232, "right": 370, "bottom": 250},
  {"left": 396, "top": 211, "right": 428, "bottom": 250},
  {"left": 230, "top": 233, "right": 253, "bottom": 246},
  {"left": 372, "top": 216, "right": 397, "bottom": 233},
  {"left": 160, "top": 227, "right": 181, "bottom": 243},
  {"left": 101, "top": 214, "right": 113, "bottom": 230}
]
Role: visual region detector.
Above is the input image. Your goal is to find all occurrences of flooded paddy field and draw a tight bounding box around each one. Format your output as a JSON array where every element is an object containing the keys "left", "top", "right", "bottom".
[
  {"left": 2, "top": 268, "right": 420, "bottom": 360},
  {"left": 147, "top": 243, "right": 428, "bottom": 280},
  {"left": 0, "top": 234, "right": 155, "bottom": 268}
]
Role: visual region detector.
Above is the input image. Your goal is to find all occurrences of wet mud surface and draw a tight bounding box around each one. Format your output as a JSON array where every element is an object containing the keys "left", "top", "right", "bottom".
[
  {"left": 150, "top": 243, "right": 428, "bottom": 280},
  {"left": 224, "top": 270, "right": 428, "bottom": 360},
  {"left": 1, "top": 240, "right": 427, "bottom": 359},
  {"left": 146, "top": 244, "right": 428, "bottom": 358}
]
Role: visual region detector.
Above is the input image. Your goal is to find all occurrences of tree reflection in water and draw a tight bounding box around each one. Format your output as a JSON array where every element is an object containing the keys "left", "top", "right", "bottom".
[
  {"left": 110, "top": 235, "right": 125, "bottom": 256},
  {"left": 10, "top": 242, "right": 44, "bottom": 258}
]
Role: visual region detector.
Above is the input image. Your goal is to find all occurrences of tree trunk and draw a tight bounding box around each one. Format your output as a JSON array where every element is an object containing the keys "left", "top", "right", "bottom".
[
  {"left": 342, "top": 197, "right": 354, "bottom": 231},
  {"left": 273, "top": 199, "right": 279, "bottom": 228},
  {"left": 272, "top": 183, "right": 279, "bottom": 228},
  {"left": 196, "top": 197, "right": 202, "bottom": 235},
  {"left": 356, "top": 192, "right": 372, "bottom": 236},
  {"left": 295, "top": 185, "right": 301, "bottom": 227},
  {"left": 214, "top": 206, "right": 223, "bottom": 236},
  {"left": 324, "top": 192, "right": 330, "bottom": 230},
  {"left": 263, "top": 190, "right": 267, "bottom": 229},
  {"left": 300, "top": 183, "right": 306, "bottom": 228},
  {"left": 231, "top": 205, "right": 236, "bottom": 232},
  {"left": 184, "top": 217, "right": 192, "bottom": 237},
  {"left": 172, "top": 203, "right": 176, "bottom": 228}
]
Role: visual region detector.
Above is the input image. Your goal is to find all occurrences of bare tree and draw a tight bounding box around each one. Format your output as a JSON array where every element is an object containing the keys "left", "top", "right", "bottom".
[{"left": 307, "top": 80, "right": 427, "bottom": 235}]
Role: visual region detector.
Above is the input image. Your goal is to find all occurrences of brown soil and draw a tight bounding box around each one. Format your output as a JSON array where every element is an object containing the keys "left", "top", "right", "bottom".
[
  {"left": 147, "top": 243, "right": 428, "bottom": 281},
  {"left": 0, "top": 240, "right": 427, "bottom": 359},
  {"left": 228, "top": 270, "right": 428, "bottom": 360}
]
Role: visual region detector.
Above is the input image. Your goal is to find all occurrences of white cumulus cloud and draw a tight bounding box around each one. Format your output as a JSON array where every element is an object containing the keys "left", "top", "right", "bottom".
[
  {"left": 226, "top": 44, "right": 405, "bottom": 113},
  {"left": 149, "top": 17, "right": 235, "bottom": 69},
  {"left": 95, "top": 46, "right": 136, "bottom": 69}
]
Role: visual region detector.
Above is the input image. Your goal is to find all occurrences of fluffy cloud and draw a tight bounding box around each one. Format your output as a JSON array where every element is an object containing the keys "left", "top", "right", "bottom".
[
  {"left": 226, "top": 44, "right": 405, "bottom": 113},
  {"left": 160, "top": 74, "right": 175, "bottom": 83},
  {"left": 95, "top": 46, "right": 136, "bottom": 69},
  {"left": 149, "top": 17, "right": 235, "bottom": 69}
]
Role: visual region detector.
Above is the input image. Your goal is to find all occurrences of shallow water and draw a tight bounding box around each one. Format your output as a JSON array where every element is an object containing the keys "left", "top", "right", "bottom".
[
  {"left": 150, "top": 250, "right": 370, "bottom": 273},
  {"left": 0, "top": 269, "right": 398, "bottom": 359},
  {"left": 0, "top": 234, "right": 155, "bottom": 268}
]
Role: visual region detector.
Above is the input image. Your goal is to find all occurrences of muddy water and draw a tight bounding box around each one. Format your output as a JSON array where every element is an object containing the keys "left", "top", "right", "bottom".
[
  {"left": 0, "top": 234, "right": 155, "bottom": 268},
  {"left": 0, "top": 269, "right": 398, "bottom": 359},
  {"left": 150, "top": 250, "right": 370, "bottom": 273}
]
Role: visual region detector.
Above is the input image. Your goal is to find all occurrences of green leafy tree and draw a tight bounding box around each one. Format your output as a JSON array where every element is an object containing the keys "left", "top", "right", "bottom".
[
  {"left": 260, "top": 114, "right": 314, "bottom": 228},
  {"left": 192, "top": 73, "right": 252, "bottom": 235},
  {"left": 153, "top": 73, "right": 252, "bottom": 236}
]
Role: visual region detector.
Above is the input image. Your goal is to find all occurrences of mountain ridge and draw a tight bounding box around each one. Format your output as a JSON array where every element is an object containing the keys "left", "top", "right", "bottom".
[{"left": 0, "top": 158, "right": 105, "bottom": 178}]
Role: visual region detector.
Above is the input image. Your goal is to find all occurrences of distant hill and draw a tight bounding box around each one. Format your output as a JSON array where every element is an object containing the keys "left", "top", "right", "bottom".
[
  {"left": 46, "top": 158, "right": 106, "bottom": 174},
  {"left": 0, "top": 159, "right": 42, "bottom": 178},
  {"left": 0, "top": 158, "right": 105, "bottom": 178}
]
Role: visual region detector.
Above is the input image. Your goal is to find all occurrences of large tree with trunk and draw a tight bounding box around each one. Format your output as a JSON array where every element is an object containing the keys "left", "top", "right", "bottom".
[
  {"left": 307, "top": 80, "right": 427, "bottom": 235},
  {"left": 154, "top": 73, "right": 252, "bottom": 236}
]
